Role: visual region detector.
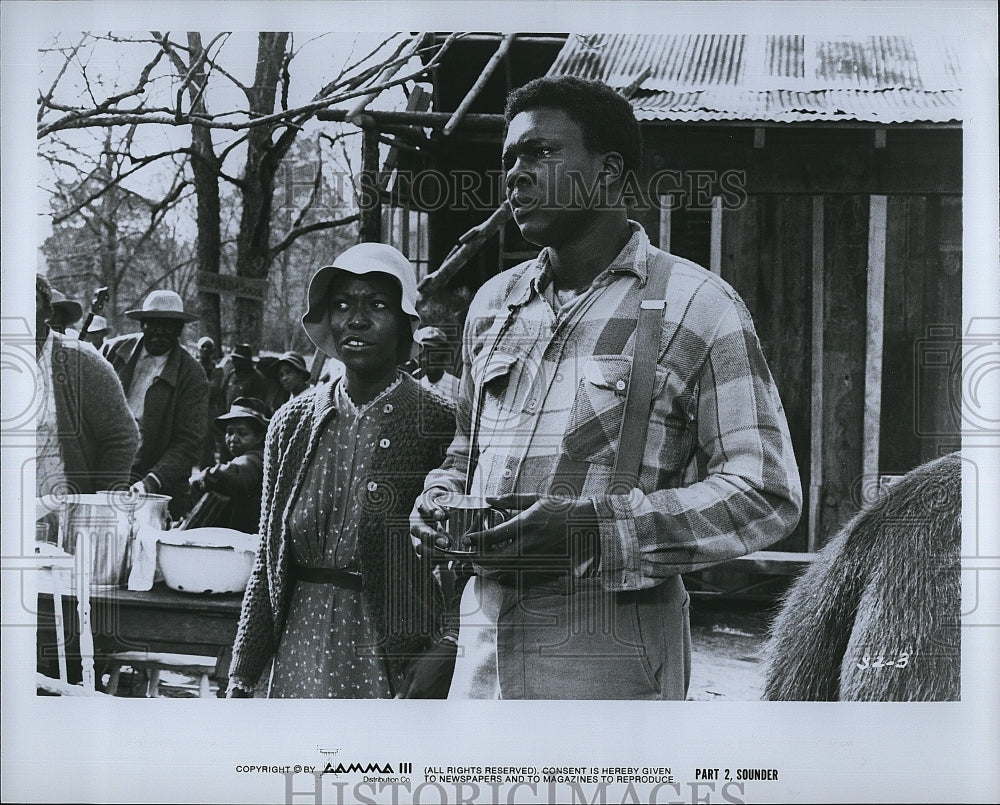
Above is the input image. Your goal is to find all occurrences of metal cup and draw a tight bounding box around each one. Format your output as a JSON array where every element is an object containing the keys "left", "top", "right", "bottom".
[{"left": 435, "top": 494, "right": 507, "bottom": 555}]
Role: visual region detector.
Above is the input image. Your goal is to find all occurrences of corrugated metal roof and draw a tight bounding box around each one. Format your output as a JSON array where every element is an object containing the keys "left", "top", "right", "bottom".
[{"left": 547, "top": 34, "right": 962, "bottom": 123}]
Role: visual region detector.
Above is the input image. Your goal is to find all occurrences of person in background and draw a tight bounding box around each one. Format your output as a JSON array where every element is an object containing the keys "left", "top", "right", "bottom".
[
  {"left": 35, "top": 274, "right": 138, "bottom": 498},
  {"left": 196, "top": 336, "right": 225, "bottom": 468},
  {"left": 221, "top": 343, "right": 271, "bottom": 411},
  {"left": 410, "top": 326, "right": 460, "bottom": 405},
  {"left": 227, "top": 243, "right": 457, "bottom": 699},
  {"left": 262, "top": 351, "right": 313, "bottom": 411},
  {"left": 48, "top": 288, "right": 82, "bottom": 337},
  {"left": 102, "top": 289, "right": 208, "bottom": 520},
  {"left": 81, "top": 314, "right": 109, "bottom": 350},
  {"left": 188, "top": 397, "right": 269, "bottom": 535},
  {"left": 35, "top": 275, "right": 139, "bottom": 686}
]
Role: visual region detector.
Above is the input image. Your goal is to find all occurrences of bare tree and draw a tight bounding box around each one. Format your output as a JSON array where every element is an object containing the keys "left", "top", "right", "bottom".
[{"left": 38, "top": 31, "right": 456, "bottom": 347}]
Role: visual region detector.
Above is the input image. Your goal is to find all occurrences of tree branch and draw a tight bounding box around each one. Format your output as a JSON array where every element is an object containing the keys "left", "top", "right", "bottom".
[{"left": 267, "top": 213, "right": 359, "bottom": 258}]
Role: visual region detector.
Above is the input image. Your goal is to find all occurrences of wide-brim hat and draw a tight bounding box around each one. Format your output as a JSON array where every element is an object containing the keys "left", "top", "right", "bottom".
[
  {"left": 264, "top": 351, "right": 310, "bottom": 380},
  {"left": 125, "top": 289, "right": 198, "bottom": 322},
  {"left": 49, "top": 290, "right": 83, "bottom": 327},
  {"left": 214, "top": 397, "right": 271, "bottom": 431},
  {"left": 226, "top": 343, "right": 257, "bottom": 363},
  {"left": 301, "top": 242, "right": 421, "bottom": 361}
]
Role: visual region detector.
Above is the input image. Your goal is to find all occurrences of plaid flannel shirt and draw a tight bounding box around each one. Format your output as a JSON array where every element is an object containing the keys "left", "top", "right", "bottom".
[{"left": 423, "top": 223, "right": 802, "bottom": 591}]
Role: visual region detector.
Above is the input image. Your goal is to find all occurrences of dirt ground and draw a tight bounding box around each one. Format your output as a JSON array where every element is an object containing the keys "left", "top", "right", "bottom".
[
  {"left": 686, "top": 597, "right": 777, "bottom": 701},
  {"left": 112, "top": 596, "right": 779, "bottom": 700}
]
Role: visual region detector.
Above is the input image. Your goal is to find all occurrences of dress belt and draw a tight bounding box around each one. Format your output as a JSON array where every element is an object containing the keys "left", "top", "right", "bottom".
[{"left": 292, "top": 565, "right": 364, "bottom": 591}]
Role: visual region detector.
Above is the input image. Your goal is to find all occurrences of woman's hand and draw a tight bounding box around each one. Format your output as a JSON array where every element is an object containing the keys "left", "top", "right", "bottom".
[{"left": 396, "top": 641, "right": 458, "bottom": 699}]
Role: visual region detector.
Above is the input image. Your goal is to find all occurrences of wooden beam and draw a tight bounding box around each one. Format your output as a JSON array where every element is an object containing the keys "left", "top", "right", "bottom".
[
  {"left": 318, "top": 107, "right": 505, "bottom": 131},
  {"left": 709, "top": 195, "right": 723, "bottom": 275},
  {"left": 863, "top": 194, "right": 887, "bottom": 496},
  {"left": 754, "top": 127, "right": 766, "bottom": 149},
  {"left": 808, "top": 195, "right": 825, "bottom": 552},
  {"left": 623, "top": 66, "right": 653, "bottom": 99},
  {"left": 658, "top": 195, "right": 673, "bottom": 251},
  {"left": 418, "top": 202, "right": 512, "bottom": 296},
  {"left": 443, "top": 33, "right": 516, "bottom": 136}
]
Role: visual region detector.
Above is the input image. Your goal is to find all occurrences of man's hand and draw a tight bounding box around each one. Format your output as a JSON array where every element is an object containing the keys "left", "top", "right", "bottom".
[
  {"left": 467, "top": 493, "right": 601, "bottom": 572},
  {"left": 396, "top": 641, "right": 458, "bottom": 699},
  {"left": 409, "top": 486, "right": 456, "bottom": 561}
]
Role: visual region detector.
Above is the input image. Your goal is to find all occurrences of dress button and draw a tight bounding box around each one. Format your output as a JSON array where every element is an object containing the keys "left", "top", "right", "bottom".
[
  {"left": 383, "top": 403, "right": 393, "bottom": 414},
  {"left": 366, "top": 481, "right": 378, "bottom": 492},
  {"left": 615, "top": 379, "right": 627, "bottom": 391},
  {"left": 379, "top": 438, "right": 391, "bottom": 448},
  {"left": 502, "top": 468, "right": 513, "bottom": 479}
]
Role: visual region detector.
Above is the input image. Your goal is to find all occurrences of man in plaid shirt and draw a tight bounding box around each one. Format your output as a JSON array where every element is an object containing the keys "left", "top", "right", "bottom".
[{"left": 411, "top": 76, "right": 801, "bottom": 699}]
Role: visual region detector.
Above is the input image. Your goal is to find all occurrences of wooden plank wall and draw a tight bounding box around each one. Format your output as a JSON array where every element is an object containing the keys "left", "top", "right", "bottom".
[
  {"left": 880, "top": 195, "right": 963, "bottom": 472},
  {"left": 720, "top": 195, "right": 813, "bottom": 550}
]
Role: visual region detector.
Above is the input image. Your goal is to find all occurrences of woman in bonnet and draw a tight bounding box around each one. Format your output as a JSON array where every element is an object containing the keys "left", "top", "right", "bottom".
[{"left": 228, "top": 243, "right": 457, "bottom": 698}]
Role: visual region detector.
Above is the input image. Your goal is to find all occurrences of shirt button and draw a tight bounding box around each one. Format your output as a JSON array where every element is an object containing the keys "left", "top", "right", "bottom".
[
  {"left": 615, "top": 380, "right": 627, "bottom": 391},
  {"left": 366, "top": 481, "right": 378, "bottom": 492},
  {"left": 379, "top": 438, "right": 391, "bottom": 448},
  {"left": 383, "top": 403, "right": 393, "bottom": 414}
]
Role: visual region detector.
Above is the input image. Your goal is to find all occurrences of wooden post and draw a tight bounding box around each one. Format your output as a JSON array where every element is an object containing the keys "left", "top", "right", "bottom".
[
  {"left": 710, "top": 195, "right": 723, "bottom": 275},
  {"left": 808, "top": 196, "right": 825, "bottom": 552},
  {"left": 658, "top": 195, "right": 673, "bottom": 252},
  {"left": 863, "top": 195, "right": 887, "bottom": 497},
  {"left": 359, "top": 123, "right": 382, "bottom": 243}
]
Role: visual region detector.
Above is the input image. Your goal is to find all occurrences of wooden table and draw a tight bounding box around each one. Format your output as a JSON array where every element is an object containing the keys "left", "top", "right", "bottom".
[{"left": 39, "top": 583, "right": 245, "bottom": 688}]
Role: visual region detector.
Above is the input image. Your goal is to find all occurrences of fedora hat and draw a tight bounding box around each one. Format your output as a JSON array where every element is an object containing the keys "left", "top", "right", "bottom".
[
  {"left": 125, "top": 289, "right": 198, "bottom": 322},
  {"left": 301, "top": 242, "right": 421, "bottom": 361},
  {"left": 226, "top": 343, "right": 257, "bottom": 363},
  {"left": 214, "top": 396, "right": 271, "bottom": 431}
]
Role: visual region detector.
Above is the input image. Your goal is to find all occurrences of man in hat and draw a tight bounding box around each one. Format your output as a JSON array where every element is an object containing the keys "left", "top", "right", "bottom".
[
  {"left": 187, "top": 396, "right": 270, "bottom": 534},
  {"left": 410, "top": 76, "right": 801, "bottom": 699},
  {"left": 216, "top": 343, "right": 270, "bottom": 461},
  {"left": 102, "top": 289, "right": 208, "bottom": 518},
  {"left": 221, "top": 343, "right": 271, "bottom": 411},
  {"left": 34, "top": 274, "right": 138, "bottom": 497},
  {"left": 81, "top": 314, "right": 109, "bottom": 350}
]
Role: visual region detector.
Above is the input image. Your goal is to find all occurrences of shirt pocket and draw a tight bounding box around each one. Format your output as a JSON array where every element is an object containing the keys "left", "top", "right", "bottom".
[
  {"left": 562, "top": 356, "right": 695, "bottom": 472},
  {"left": 472, "top": 349, "right": 522, "bottom": 432}
]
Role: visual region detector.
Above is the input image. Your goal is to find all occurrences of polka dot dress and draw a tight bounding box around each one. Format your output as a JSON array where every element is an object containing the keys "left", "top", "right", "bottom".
[{"left": 268, "top": 378, "right": 401, "bottom": 698}]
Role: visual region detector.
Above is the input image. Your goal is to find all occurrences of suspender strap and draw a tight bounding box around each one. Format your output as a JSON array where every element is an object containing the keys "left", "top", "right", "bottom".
[{"left": 612, "top": 260, "right": 672, "bottom": 490}]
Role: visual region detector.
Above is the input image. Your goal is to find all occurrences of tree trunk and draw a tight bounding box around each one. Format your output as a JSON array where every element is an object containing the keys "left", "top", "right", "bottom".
[
  {"left": 233, "top": 32, "right": 290, "bottom": 349},
  {"left": 186, "top": 33, "right": 223, "bottom": 348}
]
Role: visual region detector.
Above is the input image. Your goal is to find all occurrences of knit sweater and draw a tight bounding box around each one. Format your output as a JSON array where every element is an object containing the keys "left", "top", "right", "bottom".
[
  {"left": 229, "top": 373, "right": 456, "bottom": 691},
  {"left": 49, "top": 332, "right": 139, "bottom": 494}
]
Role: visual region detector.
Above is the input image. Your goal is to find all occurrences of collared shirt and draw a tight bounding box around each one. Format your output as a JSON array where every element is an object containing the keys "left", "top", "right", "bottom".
[
  {"left": 36, "top": 329, "right": 66, "bottom": 497},
  {"left": 424, "top": 222, "right": 802, "bottom": 591}
]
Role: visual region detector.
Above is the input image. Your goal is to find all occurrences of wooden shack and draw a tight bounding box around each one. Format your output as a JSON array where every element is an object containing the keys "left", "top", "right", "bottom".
[{"left": 320, "top": 33, "right": 963, "bottom": 559}]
